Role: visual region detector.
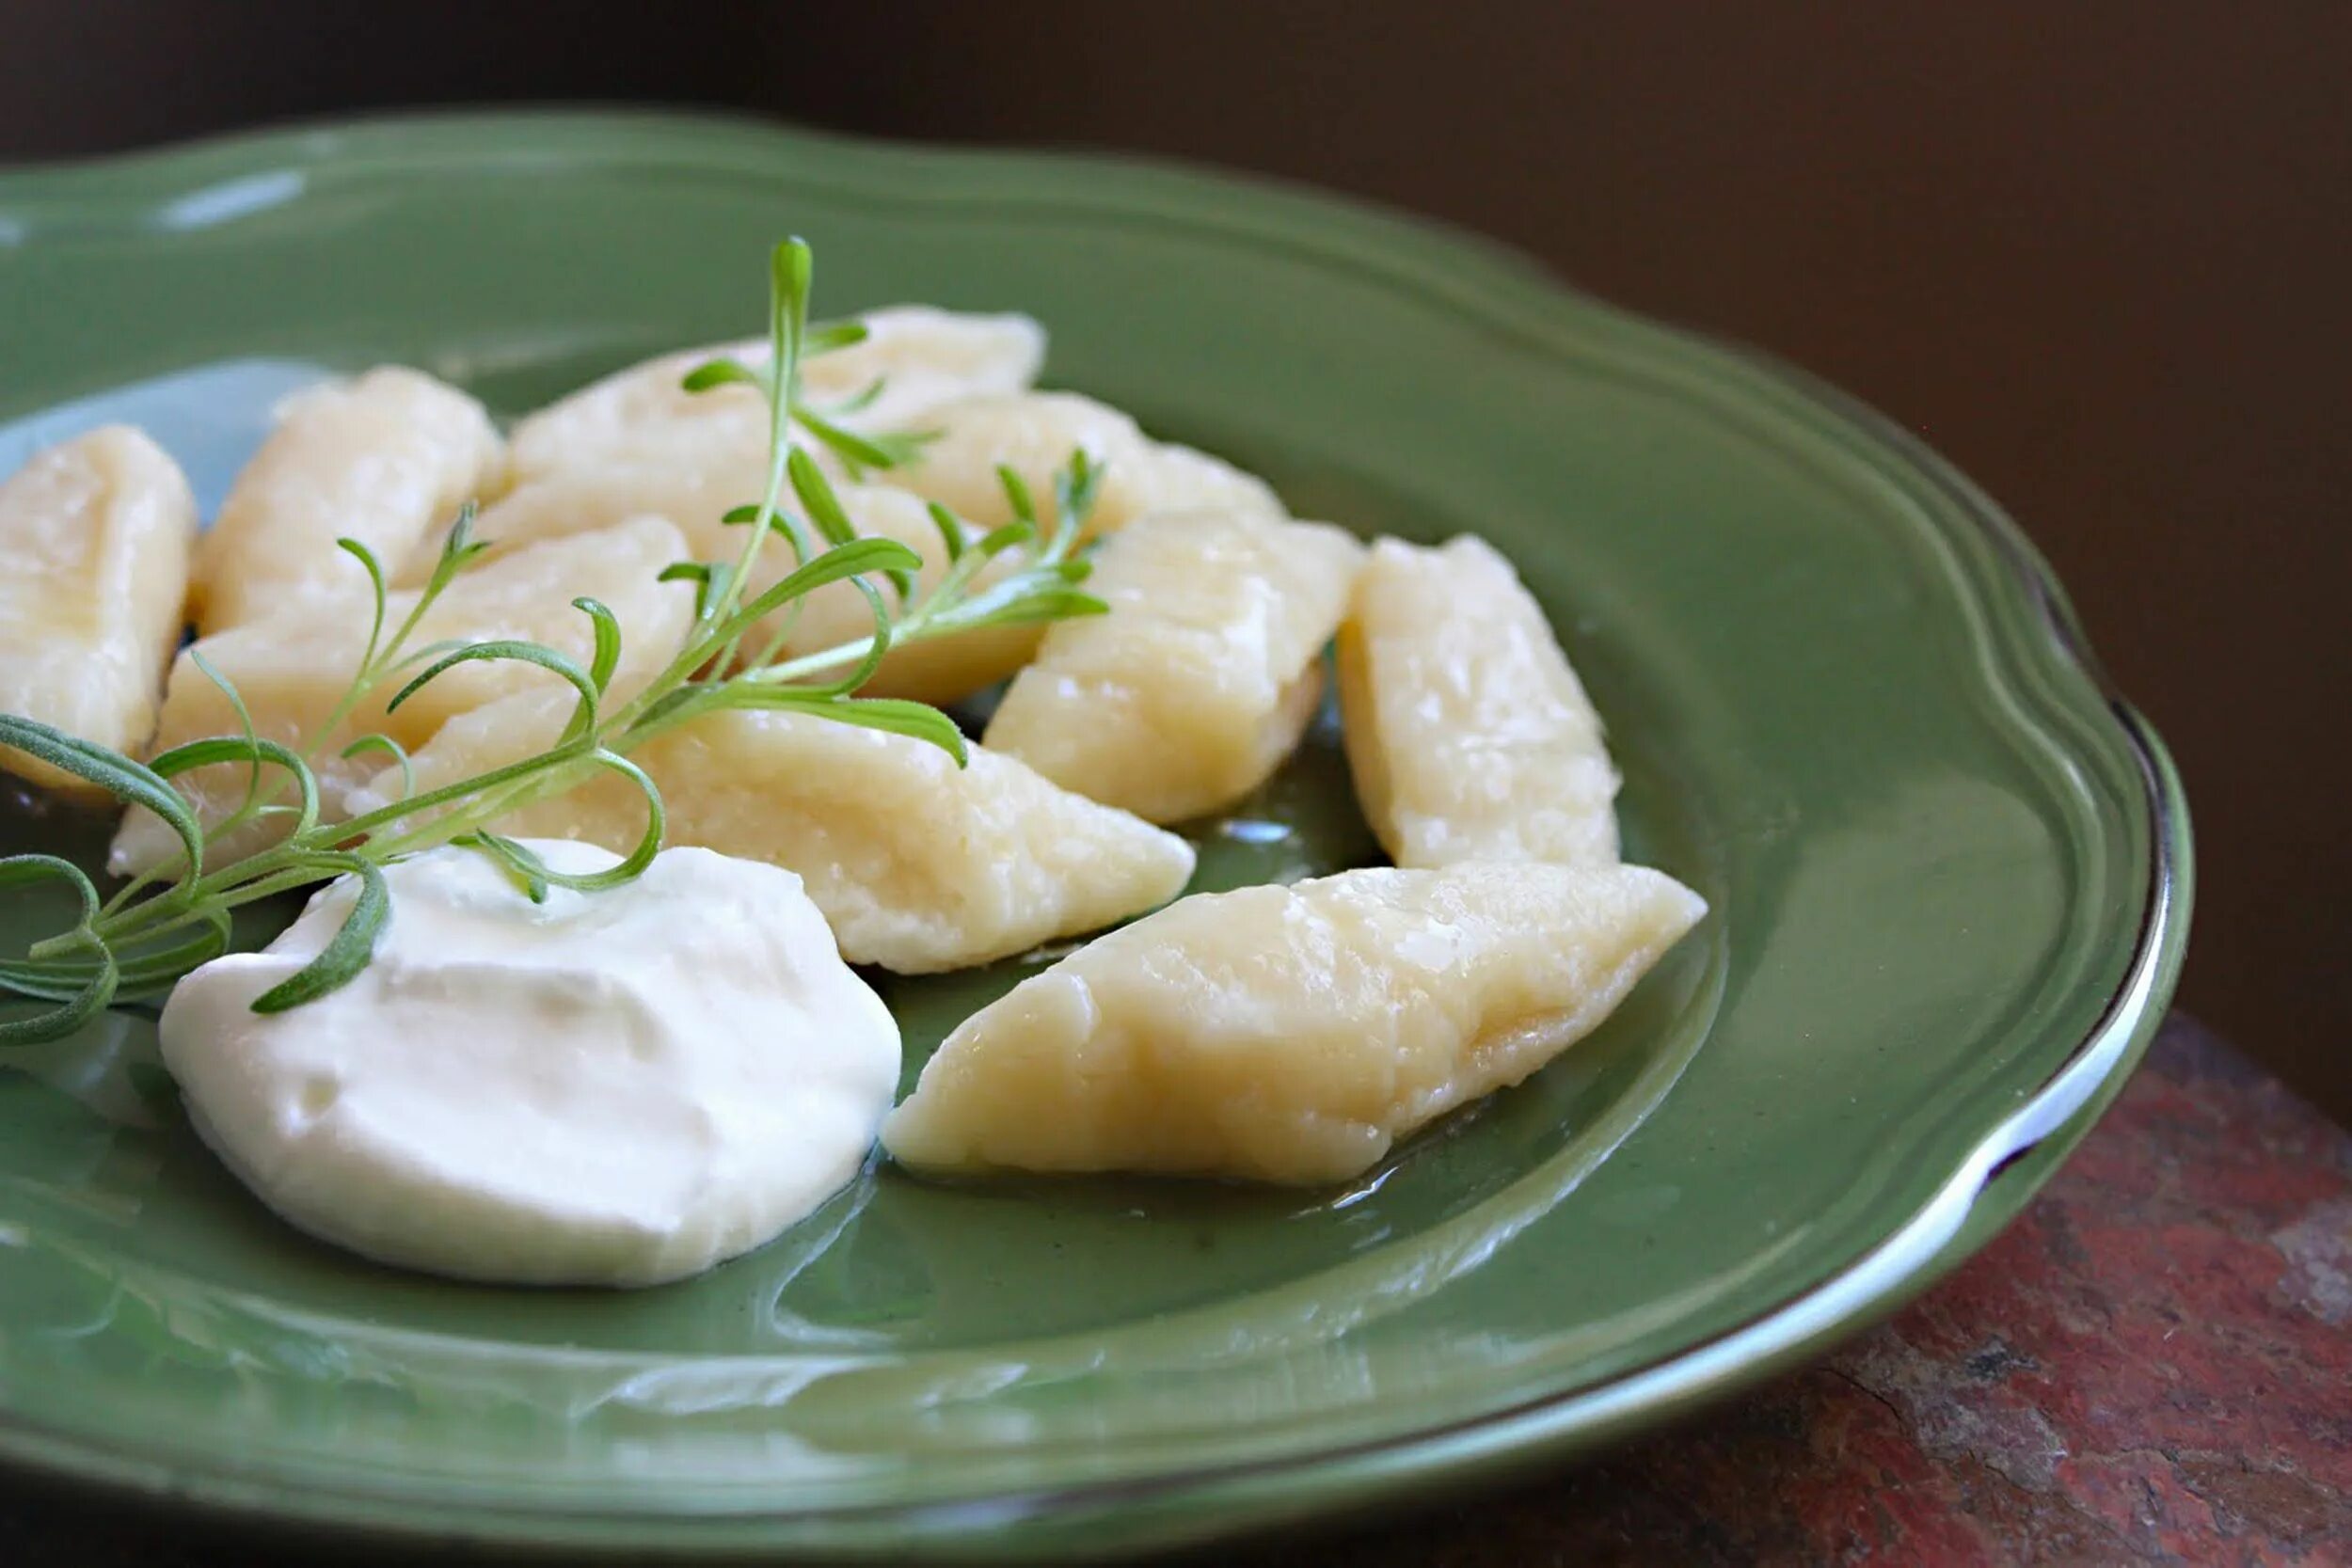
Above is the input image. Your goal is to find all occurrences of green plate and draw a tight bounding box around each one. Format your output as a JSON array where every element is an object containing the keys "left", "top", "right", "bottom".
[{"left": 0, "top": 112, "right": 2189, "bottom": 1561}]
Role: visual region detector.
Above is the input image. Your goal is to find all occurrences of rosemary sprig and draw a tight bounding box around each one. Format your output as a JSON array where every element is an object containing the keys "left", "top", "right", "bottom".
[{"left": 0, "top": 237, "right": 1106, "bottom": 1043}]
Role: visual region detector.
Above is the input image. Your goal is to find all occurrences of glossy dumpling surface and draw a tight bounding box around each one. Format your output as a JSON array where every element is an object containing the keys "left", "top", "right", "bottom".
[
  {"left": 874, "top": 391, "right": 1283, "bottom": 537},
  {"left": 985, "top": 509, "right": 1363, "bottom": 822},
  {"left": 194, "top": 368, "right": 503, "bottom": 632},
  {"left": 505, "top": 307, "right": 1045, "bottom": 483},
  {"left": 352, "top": 691, "right": 1198, "bottom": 974},
  {"left": 455, "top": 467, "right": 1037, "bottom": 705},
  {"left": 882, "top": 861, "right": 1706, "bottom": 1183},
  {"left": 1337, "top": 534, "right": 1620, "bottom": 868},
  {"left": 0, "top": 428, "right": 198, "bottom": 793}
]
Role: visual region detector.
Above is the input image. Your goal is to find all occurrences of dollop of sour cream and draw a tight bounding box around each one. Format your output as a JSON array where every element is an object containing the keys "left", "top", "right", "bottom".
[{"left": 159, "top": 840, "right": 899, "bottom": 1287}]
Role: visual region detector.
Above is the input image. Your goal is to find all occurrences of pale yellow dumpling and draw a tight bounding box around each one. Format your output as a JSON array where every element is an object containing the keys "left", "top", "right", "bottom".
[
  {"left": 801, "top": 306, "right": 1048, "bottom": 433},
  {"left": 738, "top": 487, "right": 1041, "bottom": 706},
  {"left": 0, "top": 428, "right": 197, "bottom": 794},
  {"left": 193, "top": 368, "right": 503, "bottom": 633},
  {"left": 111, "top": 517, "right": 693, "bottom": 876},
  {"left": 1337, "top": 535, "right": 1620, "bottom": 868},
  {"left": 448, "top": 465, "right": 1036, "bottom": 705},
  {"left": 392, "top": 451, "right": 770, "bottom": 584},
  {"left": 882, "top": 862, "right": 1707, "bottom": 1183},
  {"left": 505, "top": 307, "right": 1046, "bottom": 483},
  {"left": 874, "top": 391, "right": 1284, "bottom": 536},
  {"left": 984, "top": 509, "right": 1363, "bottom": 823},
  {"left": 350, "top": 689, "right": 1198, "bottom": 974}
]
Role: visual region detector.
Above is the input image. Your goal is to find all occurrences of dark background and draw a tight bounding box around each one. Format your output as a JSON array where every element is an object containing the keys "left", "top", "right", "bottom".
[{"left": 3, "top": 1, "right": 2345, "bottom": 1112}]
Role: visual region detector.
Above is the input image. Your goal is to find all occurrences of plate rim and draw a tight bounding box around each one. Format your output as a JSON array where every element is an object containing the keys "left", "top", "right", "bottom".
[{"left": 0, "top": 107, "right": 2193, "bottom": 1560}]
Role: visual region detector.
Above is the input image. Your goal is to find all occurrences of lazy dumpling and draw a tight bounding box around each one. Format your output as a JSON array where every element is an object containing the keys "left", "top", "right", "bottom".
[
  {"left": 874, "top": 391, "right": 1283, "bottom": 537},
  {"left": 1337, "top": 535, "right": 1620, "bottom": 869},
  {"left": 350, "top": 689, "right": 1198, "bottom": 974},
  {"left": 0, "top": 428, "right": 198, "bottom": 794},
  {"left": 882, "top": 861, "right": 1707, "bottom": 1183},
  {"left": 984, "top": 509, "right": 1364, "bottom": 823},
  {"left": 193, "top": 368, "right": 503, "bottom": 634},
  {"left": 111, "top": 516, "right": 693, "bottom": 876},
  {"left": 505, "top": 306, "right": 1046, "bottom": 483},
  {"left": 449, "top": 467, "right": 1036, "bottom": 705},
  {"left": 799, "top": 305, "right": 1049, "bottom": 434},
  {"left": 427, "top": 453, "right": 769, "bottom": 569},
  {"left": 738, "top": 487, "right": 1042, "bottom": 706}
]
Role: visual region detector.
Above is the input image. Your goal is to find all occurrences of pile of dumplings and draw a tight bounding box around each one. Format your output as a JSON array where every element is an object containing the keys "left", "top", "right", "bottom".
[{"left": 0, "top": 306, "right": 1704, "bottom": 1189}]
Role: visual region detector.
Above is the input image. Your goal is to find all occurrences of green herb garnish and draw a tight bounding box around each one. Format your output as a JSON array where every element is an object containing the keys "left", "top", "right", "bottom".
[{"left": 0, "top": 237, "right": 1104, "bottom": 1042}]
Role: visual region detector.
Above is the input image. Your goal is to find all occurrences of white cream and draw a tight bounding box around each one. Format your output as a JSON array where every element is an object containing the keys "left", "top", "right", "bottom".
[{"left": 158, "top": 840, "right": 899, "bottom": 1287}]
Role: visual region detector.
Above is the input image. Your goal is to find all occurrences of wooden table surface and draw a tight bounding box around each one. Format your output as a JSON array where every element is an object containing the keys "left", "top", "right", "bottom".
[{"left": 4, "top": 1015, "right": 2344, "bottom": 1565}]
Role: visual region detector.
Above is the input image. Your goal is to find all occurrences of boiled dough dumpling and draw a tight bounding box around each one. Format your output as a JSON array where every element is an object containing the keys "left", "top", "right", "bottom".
[
  {"left": 803, "top": 305, "right": 1048, "bottom": 432},
  {"left": 741, "top": 487, "right": 1041, "bottom": 705},
  {"left": 110, "top": 516, "right": 694, "bottom": 876},
  {"left": 0, "top": 428, "right": 197, "bottom": 795},
  {"left": 428, "top": 452, "right": 769, "bottom": 568},
  {"left": 350, "top": 689, "right": 1198, "bottom": 974},
  {"left": 984, "top": 509, "right": 1364, "bottom": 823},
  {"left": 449, "top": 467, "right": 1036, "bottom": 705},
  {"left": 391, "top": 451, "right": 765, "bottom": 585},
  {"left": 1338, "top": 535, "right": 1620, "bottom": 868},
  {"left": 875, "top": 391, "right": 1283, "bottom": 537},
  {"left": 506, "top": 306, "right": 1046, "bottom": 483},
  {"left": 194, "top": 368, "right": 503, "bottom": 633},
  {"left": 882, "top": 862, "right": 1707, "bottom": 1184}
]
